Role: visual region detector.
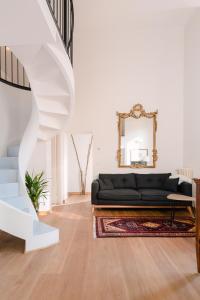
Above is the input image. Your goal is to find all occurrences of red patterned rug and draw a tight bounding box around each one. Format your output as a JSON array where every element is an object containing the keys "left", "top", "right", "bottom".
[{"left": 95, "top": 216, "right": 195, "bottom": 238}]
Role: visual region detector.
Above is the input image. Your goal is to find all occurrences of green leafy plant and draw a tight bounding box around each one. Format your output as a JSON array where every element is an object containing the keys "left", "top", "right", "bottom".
[{"left": 25, "top": 171, "right": 48, "bottom": 212}]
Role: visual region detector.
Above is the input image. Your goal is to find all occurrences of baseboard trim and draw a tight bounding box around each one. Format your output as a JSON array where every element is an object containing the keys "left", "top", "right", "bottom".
[
  {"left": 69, "top": 192, "right": 91, "bottom": 196},
  {"left": 38, "top": 211, "right": 51, "bottom": 216}
]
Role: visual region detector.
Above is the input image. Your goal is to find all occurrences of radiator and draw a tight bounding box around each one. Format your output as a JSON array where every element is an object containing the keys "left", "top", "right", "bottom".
[{"left": 176, "top": 168, "right": 193, "bottom": 179}]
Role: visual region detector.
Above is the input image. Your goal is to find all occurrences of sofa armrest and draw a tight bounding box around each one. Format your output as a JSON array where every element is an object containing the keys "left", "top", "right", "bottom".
[
  {"left": 91, "top": 179, "right": 100, "bottom": 204},
  {"left": 178, "top": 181, "right": 192, "bottom": 196}
]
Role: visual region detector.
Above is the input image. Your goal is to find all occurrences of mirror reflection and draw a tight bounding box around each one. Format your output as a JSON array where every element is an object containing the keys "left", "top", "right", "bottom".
[{"left": 120, "top": 118, "right": 153, "bottom": 167}]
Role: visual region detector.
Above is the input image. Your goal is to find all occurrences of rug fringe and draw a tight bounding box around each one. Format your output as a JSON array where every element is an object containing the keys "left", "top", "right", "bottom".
[{"left": 93, "top": 216, "right": 96, "bottom": 239}]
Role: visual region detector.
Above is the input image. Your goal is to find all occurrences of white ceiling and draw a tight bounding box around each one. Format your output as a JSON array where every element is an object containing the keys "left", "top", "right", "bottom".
[{"left": 75, "top": 0, "right": 200, "bottom": 28}]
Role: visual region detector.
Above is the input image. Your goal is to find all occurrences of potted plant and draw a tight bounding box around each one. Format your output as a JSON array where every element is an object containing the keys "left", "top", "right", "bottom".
[{"left": 25, "top": 171, "right": 48, "bottom": 212}]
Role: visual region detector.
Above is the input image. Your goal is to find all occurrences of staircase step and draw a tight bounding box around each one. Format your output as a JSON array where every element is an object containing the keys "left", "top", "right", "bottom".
[
  {"left": 25, "top": 221, "right": 59, "bottom": 252},
  {"left": 37, "top": 95, "right": 70, "bottom": 104},
  {"left": 0, "top": 199, "right": 33, "bottom": 240},
  {"left": 32, "top": 81, "right": 69, "bottom": 97},
  {"left": 31, "top": 66, "right": 61, "bottom": 82},
  {"left": 38, "top": 127, "right": 59, "bottom": 141},
  {"left": 39, "top": 113, "right": 63, "bottom": 130},
  {"left": 33, "top": 220, "right": 57, "bottom": 235},
  {"left": 0, "top": 183, "right": 19, "bottom": 198},
  {"left": 36, "top": 90, "right": 69, "bottom": 97},
  {"left": 37, "top": 98, "right": 69, "bottom": 115},
  {"left": 7, "top": 145, "right": 19, "bottom": 157},
  {"left": 0, "top": 169, "right": 18, "bottom": 183},
  {"left": 29, "top": 47, "right": 62, "bottom": 80},
  {"left": 0, "top": 157, "right": 18, "bottom": 169},
  {"left": 0, "top": 196, "right": 29, "bottom": 212}
]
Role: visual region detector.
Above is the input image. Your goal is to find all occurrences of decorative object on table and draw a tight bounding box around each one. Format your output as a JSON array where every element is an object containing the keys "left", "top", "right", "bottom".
[
  {"left": 25, "top": 171, "right": 48, "bottom": 212},
  {"left": 117, "top": 104, "right": 158, "bottom": 169},
  {"left": 194, "top": 179, "right": 200, "bottom": 273},
  {"left": 71, "top": 134, "right": 93, "bottom": 195},
  {"left": 95, "top": 216, "right": 195, "bottom": 238}
]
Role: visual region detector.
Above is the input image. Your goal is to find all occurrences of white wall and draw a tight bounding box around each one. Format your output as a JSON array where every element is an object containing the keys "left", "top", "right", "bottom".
[
  {"left": 69, "top": 23, "right": 185, "bottom": 181},
  {"left": 28, "top": 141, "right": 51, "bottom": 175},
  {"left": 184, "top": 9, "right": 200, "bottom": 177},
  {"left": 0, "top": 82, "right": 32, "bottom": 156}
]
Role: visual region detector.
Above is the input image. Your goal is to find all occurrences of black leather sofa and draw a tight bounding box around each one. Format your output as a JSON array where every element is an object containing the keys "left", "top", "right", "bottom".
[{"left": 91, "top": 173, "right": 192, "bottom": 208}]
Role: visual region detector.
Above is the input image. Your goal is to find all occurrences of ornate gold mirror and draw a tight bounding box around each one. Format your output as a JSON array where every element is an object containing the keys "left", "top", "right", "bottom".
[{"left": 117, "top": 104, "right": 158, "bottom": 168}]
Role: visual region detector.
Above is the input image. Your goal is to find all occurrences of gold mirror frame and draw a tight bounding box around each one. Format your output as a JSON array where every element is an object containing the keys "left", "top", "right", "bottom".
[{"left": 117, "top": 104, "right": 158, "bottom": 168}]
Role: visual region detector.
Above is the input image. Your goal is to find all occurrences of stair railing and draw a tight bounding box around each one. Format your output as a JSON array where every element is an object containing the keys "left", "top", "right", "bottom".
[
  {"left": 0, "top": 46, "right": 31, "bottom": 90},
  {"left": 46, "top": 0, "right": 74, "bottom": 63},
  {"left": 0, "top": 0, "right": 74, "bottom": 90}
]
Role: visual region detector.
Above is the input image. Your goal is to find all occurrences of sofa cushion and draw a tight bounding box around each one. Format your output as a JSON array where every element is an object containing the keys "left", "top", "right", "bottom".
[
  {"left": 170, "top": 174, "right": 193, "bottom": 184},
  {"left": 98, "top": 189, "right": 141, "bottom": 201},
  {"left": 138, "top": 189, "right": 171, "bottom": 201},
  {"left": 178, "top": 182, "right": 192, "bottom": 196},
  {"left": 99, "top": 174, "right": 137, "bottom": 189},
  {"left": 99, "top": 178, "right": 114, "bottom": 190},
  {"left": 136, "top": 173, "right": 171, "bottom": 189},
  {"left": 163, "top": 178, "right": 179, "bottom": 192}
]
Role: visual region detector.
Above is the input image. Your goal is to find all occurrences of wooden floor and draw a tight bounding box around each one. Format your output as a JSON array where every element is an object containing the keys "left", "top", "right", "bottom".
[{"left": 0, "top": 195, "right": 200, "bottom": 300}]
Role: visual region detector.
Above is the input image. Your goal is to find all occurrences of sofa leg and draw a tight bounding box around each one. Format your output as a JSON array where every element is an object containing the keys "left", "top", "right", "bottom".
[{"left": 187, "top": 206, "right": 195, "bottom": 218}]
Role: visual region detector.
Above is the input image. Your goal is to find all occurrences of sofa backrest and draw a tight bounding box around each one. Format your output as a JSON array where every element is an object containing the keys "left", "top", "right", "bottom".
[
  {"left": 99, "top": 174, "right": 137, "bottom": 189},
  {"left": 135, "top": 173, "right": 171, "bottom": 189},
  {"left": 99, "top": 173, "right": 172, "bottom": 190}
]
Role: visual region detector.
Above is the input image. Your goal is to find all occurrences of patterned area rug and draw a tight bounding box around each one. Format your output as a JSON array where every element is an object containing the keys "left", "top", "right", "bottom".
[{"left": 95, "top": 216, "right": 195, "bottom": 238}]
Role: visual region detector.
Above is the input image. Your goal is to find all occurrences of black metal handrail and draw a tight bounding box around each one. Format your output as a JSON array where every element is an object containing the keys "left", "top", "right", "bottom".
[
  {"left": 0, "top": 0, "right": 74, "bottom": 91},
  {"left": 46, "top": 0, "right": 74, "bottom": 63},
  {"left": 67, "top": 0, "right": 74, "bottom": 63},
  {"left": 0, "top": 46, "right": 31, "bottom": 90}
]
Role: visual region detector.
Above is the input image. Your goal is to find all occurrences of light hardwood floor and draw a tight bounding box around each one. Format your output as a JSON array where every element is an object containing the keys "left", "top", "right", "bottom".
[{"left": 0, "top": 195, "right": 200, "bottom": 300}]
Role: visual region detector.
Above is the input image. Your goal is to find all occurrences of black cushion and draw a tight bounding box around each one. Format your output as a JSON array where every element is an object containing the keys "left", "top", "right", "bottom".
[
  {"left": 178, "top": 182, "right": 192, "bottom": 196},
  {"left": 91, "top": 180, "right": 100, "bottom": 203},
  {"left": 98, "top": 189, "right": 141, "bottom": 201},
  {"left": 163, "top": 178, "right": 179, "bottom": 192},
  {"left": 99, "top": 174, "right": 137, "bottom": 189},
  {"left": 99, "top": 178, "right": 114, "bottom": 190},
  {"left": 138, "top": 189, "right": 171, "bottom": 201},
  {"left": 136, "top": 173, "right": 171, "bottom": 189}
]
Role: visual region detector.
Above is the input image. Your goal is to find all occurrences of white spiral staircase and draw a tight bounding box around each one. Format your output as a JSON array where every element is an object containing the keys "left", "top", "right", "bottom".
[{"left": 0, "top": 0, "right": 74, "bottom": 251}]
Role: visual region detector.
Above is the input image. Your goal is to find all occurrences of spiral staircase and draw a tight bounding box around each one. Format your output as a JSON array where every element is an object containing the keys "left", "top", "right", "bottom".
[{"left": 0, "top": 0, "right": 74, "bottom": 252}]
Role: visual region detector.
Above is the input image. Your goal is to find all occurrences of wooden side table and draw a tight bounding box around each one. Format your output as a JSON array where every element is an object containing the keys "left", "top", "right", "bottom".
[{"left": 167, "top": 194, "right": 195, "bottom": 226}]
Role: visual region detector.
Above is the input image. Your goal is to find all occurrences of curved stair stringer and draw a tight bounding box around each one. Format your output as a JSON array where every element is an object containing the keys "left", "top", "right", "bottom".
[
  {"left": 0, "top": 0, "right": 74, "bottom": 252},
  {"left": 45, "top": 43, "right": 75, "bottom": 117},
  {"left": 11, "top": 43, "right": 75, "bottom": 139},
  {"left": 6, "top": 40, "right": 74, "bottom": 252},
  {"left": 18, "top": 96, "right": 39, "bottom": 220}
]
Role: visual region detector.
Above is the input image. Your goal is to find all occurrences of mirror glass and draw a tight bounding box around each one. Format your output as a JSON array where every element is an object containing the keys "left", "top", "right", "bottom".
[{"left": 120, "top": 118, "right": 153, "bottom": 167}]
